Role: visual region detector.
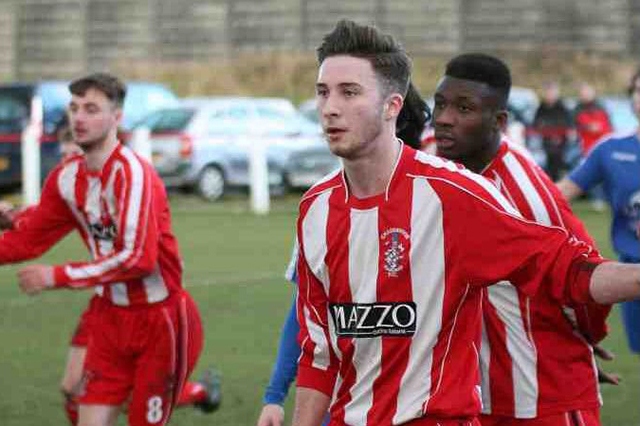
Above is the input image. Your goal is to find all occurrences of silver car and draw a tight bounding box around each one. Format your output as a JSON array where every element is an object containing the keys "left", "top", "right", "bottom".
[{"left": 134, "top": 97, "right": 340, "bottom": 201}]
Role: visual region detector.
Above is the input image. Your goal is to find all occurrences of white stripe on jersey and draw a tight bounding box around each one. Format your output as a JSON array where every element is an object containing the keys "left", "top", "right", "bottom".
[
  {"left": 57, "top": 161, "right": 98, "bottom": 258},
  {"left": 302, "top": 191, "right": 332, "bottom": 295},
  {"left": 486, "top": 281, "right": 538, "bottom": 418},
  {"left": 480, "top": 313, "right": 492, "bottom": 413},
  {"left": 143, "top": 265, "right": 169, "bottom": 304},
  {"left": 303, "top": 304, "right": 331, "bottom": 370},
  {"left": 343, "top": 207, "right": 381, "bottom": 425},
  {"left": 64, "top": 149, "right": 147, "bottom": 282},
  {"left": 502, "top": 152, "right": 551, "bottom": 225},
  {"left": 393, "top": 178, "right": 446, "bottom": 424},
  {"left": 413, "top": 151, "right": 521, "bottom": 217},
  {"left": 112, "top": 282, "right": 130, "bottom": 306}
]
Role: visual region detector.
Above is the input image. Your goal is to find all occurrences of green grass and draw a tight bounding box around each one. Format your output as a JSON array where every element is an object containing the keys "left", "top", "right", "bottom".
[{"left": 0, "top": 194, "right": 637, "bottom": 425}]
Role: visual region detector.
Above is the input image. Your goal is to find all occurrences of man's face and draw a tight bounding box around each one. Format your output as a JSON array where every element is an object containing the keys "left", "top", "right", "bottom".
[
  {"left": 315, "top": 55, "right": 387, "bottom": 160},
  {"left": 631, "top": 78, "right": 640, "bottom": 118},
  {"left": 68, "top": 87, "right": 121, "bottom": 149},
  {"left": 433, "top": 76, "right": 501, "bottom": 163}
]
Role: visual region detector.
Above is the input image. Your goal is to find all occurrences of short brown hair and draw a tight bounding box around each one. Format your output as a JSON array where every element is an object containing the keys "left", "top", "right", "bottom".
[
  {"left": 69, "top": 72, "right": 126, "bottom": 107},
  {"left": 317, "top": 20, "right": 411, "bottom": 97}
]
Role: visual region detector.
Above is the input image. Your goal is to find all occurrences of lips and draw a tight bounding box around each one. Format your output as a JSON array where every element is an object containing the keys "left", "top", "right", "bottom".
[
  {"left": 435, "top": 133, "right": 456, "bottom": 150},
  {"left": 325, "top": 126, "right": 346, "bottom": 141}
]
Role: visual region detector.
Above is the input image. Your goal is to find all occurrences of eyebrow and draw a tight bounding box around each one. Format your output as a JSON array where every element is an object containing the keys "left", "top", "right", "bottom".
[
  {"left": 69, "top": 101, "right": 100, "bottom": 109},
  {"left": 315, "top": 82, "right": 362, "bottom": 89}
]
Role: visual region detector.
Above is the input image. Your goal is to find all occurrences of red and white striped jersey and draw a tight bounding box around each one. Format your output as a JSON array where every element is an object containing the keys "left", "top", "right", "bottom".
[
  {"left": 0, "top": 144, "right": 183, "bottom": 306},
  {"left": 478, "top": 141, "right": 610, "bottom": 418},
  {"left": 295, "top": 144, "right": 601, "bottom": 426}
]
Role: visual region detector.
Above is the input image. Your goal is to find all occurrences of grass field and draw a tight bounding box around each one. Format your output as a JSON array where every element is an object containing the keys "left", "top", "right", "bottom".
[{"left": 0, "top": 194, "right": 637, "bottom": 425}]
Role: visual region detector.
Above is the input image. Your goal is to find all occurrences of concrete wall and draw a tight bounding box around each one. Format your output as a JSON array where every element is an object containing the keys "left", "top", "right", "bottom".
[{"left": 0, "top": 0, "right": 636, "bottom": 80}]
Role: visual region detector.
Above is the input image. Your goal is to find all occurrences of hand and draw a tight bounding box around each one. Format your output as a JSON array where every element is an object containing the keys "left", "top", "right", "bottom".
[
  {"left": 597, "top": 365, "right": 621, "bottom": 385},
  {"left": 257, "top": 404, "right": 285, "bottom": 426},
  {"left": 0, "top": 201, "right": 17, "bottom": 230},
  {"left": 593, "top": 344, "right": 615, "bottom": 361},
  {"left": 592, "top": 344, "right": 620, "bottom": 385},
  {"left": 18, "top": 264, "right": 55, "bottom": 296}
]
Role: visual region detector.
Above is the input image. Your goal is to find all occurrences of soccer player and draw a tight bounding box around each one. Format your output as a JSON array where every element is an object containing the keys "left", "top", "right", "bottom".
[
  {"left": 558, "top": 68, "right": 640, "bottom": 361},
  {"left": 433, "top": 53, "right": 611, "bottom": 425},
  {"left": 0, "top": 73, "right": 203, "bottom": 426},
  {"left": 256, "top": 85, "right": 428, "bottom": 426},
  {"left": 292, "top": 20, "right": 640, "bottom": 426}
]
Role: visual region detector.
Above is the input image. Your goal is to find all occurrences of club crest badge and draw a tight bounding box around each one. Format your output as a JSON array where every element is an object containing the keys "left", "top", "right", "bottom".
[{"left": 381, "top": 227, "right": 410, "bottom": 277}]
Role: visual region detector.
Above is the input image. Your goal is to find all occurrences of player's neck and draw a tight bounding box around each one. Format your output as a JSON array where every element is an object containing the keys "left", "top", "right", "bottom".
[
  {"left": 461, "top": 138, "right": 501, "bottom": 174},
  {"left": 84, "top": 135, "right": 119, "bottom": 172},
  {"left": 343, "top": 135, "right": 401, "bottom": 199}
]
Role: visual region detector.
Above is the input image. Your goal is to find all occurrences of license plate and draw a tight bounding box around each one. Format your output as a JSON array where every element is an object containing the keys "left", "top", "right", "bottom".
[{"left": 0, "top": 156, "right": 9, "bottom": 171}]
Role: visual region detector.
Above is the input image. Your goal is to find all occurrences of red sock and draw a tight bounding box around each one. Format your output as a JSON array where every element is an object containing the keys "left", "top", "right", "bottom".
[
  {"left": 176, "top": 381, "right": 207, "bottom": 406},
  {"left": 64, "top": 396, "right": 78, "bottom": 425}
]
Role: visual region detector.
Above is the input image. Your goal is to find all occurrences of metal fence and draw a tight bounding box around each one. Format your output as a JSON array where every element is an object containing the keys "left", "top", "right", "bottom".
[{"left": 0, "top": 0, "right": 637, "bottom": 81}]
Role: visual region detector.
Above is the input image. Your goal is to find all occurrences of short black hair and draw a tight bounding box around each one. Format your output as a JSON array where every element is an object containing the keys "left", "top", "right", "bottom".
[
  {"left": 69, "top": 72, "right": 126, "bottom": 108},
  {"left": 445, "top": 53, "right": 511, "bottom": 108},
  {"left": 396, "top": 82, "right": 429, "bottom": 149},
  {"left": 317, "top": 19, "right": 411, "bottom": 97}
]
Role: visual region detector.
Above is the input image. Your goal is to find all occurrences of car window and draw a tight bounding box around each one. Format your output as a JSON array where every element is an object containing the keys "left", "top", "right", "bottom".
[
  {"left": 0, "top": 87, "right": 31, "bottom": 133},
  {"left": 122, "top": 84, "right": 179, "bottom": 130},
  {"left": 141, "top": 108, "right": 194, "bottom": 133},
  {"left": 206, "top": 107, "right": 250, "bottom": 135}
]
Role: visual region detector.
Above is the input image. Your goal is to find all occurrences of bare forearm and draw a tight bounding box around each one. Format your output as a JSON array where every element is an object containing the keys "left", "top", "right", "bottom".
[
  {"left": 291, "top": 387, "right": 330, "bottom": 426},
  {"left": 590, "top": 262, "right": 640, "bottom": 304}
]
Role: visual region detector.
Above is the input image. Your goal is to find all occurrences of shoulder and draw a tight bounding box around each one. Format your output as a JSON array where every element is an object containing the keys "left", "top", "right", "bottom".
[
  {"left": 50, "top": 155, "right": 83, "bottom": 183},
  {"left": 590, "top": 131, "right": 636, "bottom": 154},
  {"left": 409, "top": 151, "right": 520, "bottom": 216},
  {"left": 299, "top": 168, "right": 343, "bottom": 206}
]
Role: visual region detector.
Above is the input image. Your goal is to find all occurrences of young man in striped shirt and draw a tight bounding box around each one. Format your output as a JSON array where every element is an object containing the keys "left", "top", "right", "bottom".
[
  {"left": 292, "top": 20, "right": 640, "bottom": 426},
  {"left": 0, "top": 73, "right": 203, "bottom": 426},
  {"left": 433, "top": 53, "right": 611, "bottom": 426}
]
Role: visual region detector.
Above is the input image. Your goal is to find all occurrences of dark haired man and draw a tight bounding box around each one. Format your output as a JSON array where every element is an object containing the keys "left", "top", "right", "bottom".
[
  {"left": 433, "top": 53, "right": 609, "bottom": 426},
  {"left": 0, "top": 72, "right": 204, "bottom": 426},
  {"left": 292, "top": 20, "right": 640, "bottom": 426}
]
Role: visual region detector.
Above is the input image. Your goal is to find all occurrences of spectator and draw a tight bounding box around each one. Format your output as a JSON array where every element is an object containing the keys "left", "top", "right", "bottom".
[
  {"left": 573, "top": 82, "right": 613, "bottom": 211},
  {"left": 532, "top": 81, "right": 574, "bottom": 181}
]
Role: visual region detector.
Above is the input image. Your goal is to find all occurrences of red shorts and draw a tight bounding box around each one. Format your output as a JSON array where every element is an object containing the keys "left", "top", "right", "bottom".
[
  {"left": 401, "top": 418, "right": 481, "bottom": 426},
  {"left": 479, "top": 408, "right": 600, "bottom": 426},
  {"left": 78, "top": 290, "right": 203, "bottom": 426},
  {"left": 70, "top": 296, "right": 100, "bottom": 347}
]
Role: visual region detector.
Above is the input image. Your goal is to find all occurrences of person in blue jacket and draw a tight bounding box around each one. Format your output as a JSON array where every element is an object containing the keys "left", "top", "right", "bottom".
[{"left": 558, "top": 67, "right": 640, "bottom": 359}]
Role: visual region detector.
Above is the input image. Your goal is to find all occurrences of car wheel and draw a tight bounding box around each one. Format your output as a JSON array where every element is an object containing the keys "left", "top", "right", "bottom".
[{"left": 197, "top": 166, "right": 225, "bottom": 201}]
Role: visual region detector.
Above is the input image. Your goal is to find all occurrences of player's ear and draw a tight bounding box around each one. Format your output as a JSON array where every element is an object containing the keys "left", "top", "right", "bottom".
[
  {"left": 385, "top": 93, "right": 404, "bottom": 121},
  {"left": 495, "top": 109, "right": 508, "bottom": 133}
]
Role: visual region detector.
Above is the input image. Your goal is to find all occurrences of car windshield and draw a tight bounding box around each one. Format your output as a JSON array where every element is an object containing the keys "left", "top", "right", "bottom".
[{"left": 140, "top": 108, "right": 195, "bottom": 133}]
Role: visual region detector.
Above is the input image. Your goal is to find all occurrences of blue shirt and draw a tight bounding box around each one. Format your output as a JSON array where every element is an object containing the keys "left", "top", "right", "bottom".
[
  {"left": 569, "top": 132, "right": 640, "bottom": 260},
  {"left": 263, "top": 243, "right": 300, "bottom": 405}
]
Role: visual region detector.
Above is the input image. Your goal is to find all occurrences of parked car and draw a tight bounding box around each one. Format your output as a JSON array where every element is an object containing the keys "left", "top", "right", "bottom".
[
  {"left": 0, "top": 80, "right": 179, "bottom": 190},
  {"left": 135, "top": 97, "right": 340, "bottom": 201}
]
